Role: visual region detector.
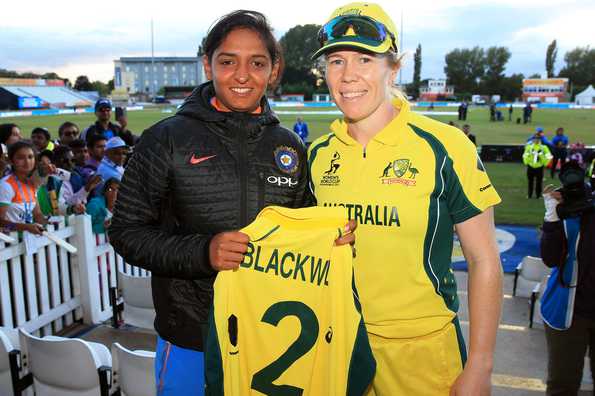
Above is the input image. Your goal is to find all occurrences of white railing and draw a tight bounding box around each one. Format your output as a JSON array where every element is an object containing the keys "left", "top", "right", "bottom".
[{"left": 0, "top": 214, "right": 149, "bottom": 336}]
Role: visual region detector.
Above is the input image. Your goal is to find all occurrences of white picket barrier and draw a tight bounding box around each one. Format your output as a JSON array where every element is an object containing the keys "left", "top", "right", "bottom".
[
  {"left": 0, "top": 216, "right": 80, "bottom": 336},
  {"left": 0, "top": 214, "right": 150, "bottom": 335}
]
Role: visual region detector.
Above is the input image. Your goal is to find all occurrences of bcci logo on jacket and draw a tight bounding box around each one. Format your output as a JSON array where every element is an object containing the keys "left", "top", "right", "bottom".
[
  {"left": 380, "top": 159, "right": 419, "bottom": 186},
  {"left": 274, "top": 146, "right": 299, "bottom": 174}
]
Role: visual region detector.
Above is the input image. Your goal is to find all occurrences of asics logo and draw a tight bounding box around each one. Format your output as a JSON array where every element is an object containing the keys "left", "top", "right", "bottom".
[{"left": 190, "top": 154, "right": 216, "bottom": 165}]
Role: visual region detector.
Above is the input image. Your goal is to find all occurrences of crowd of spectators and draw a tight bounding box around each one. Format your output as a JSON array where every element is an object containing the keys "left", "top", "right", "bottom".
[
  {"left": 522, "top": 125, "right": 593, "bottom": 198},
  {"left": 0, "top": 99, "right": 136, "bottom": 235}
]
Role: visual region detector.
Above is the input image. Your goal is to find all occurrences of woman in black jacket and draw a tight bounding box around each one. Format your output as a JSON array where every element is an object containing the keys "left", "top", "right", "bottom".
[{"left": 110, "top": 10, "right": 353, "bottom": 395}]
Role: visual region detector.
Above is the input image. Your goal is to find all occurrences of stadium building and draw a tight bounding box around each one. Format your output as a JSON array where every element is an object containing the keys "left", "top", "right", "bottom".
[
  {"left": 522, "top": 78, "right": 569, "bottom": 103},
  {"left": 419, "top": 79, "right": 455, "bottom": 101},
  {"left": 0, "top": 78, "right": 93, "bottom": 110},
  {"left": 114, "top": 57, "right": 205, "bottom": 96}
]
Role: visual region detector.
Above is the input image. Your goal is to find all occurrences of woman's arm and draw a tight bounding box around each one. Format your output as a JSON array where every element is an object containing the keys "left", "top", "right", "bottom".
[
  {"left": 0, "top": 206, "right": 44, "bottom": 235},
  {"left": 451, "top": 207, "right": 502, "bottom": 395},
  {"left": 109, "top": 129, "right": 216, "bottom": 279},
  {"left": 33, "top": 205, "right": 47, "bottom": 225}
]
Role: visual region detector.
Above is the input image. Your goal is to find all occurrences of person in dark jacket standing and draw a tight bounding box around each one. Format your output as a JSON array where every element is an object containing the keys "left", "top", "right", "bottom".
[
  {"left": 110, "top": 10, "right": 353, "bottom": 396},
  {"left": 540, "top": 162, "right": 595, "bottom": 396}
]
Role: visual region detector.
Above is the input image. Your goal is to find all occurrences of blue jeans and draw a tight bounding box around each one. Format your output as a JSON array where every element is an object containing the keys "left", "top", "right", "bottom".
[{"left": 155, "top": 336, "right": 205, "bottom": 395}]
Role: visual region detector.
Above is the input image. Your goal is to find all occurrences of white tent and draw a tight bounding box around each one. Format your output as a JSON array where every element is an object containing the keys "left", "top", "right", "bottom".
[{"left": 575, "top": 85, "right": 595, "bottom": 105}]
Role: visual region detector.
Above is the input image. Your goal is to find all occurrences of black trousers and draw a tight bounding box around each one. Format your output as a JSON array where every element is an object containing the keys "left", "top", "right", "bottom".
[
  {"left": 551, "top": 150, "right": 567, "bottom": 178},
  {"left": 545, "top": 316, "right": 595, "bottom": 395},
  {"left": 527, "top": 166, "right": 544, "bottom": 198}
]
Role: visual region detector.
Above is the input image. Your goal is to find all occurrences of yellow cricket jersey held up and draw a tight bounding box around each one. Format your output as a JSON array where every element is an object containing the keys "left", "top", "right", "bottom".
[
  {"left": 205, "top": 206, "right": 376, "bottom": 396},
  {"left": 308, "top": 98, "right": 502, "bottom": 340}
]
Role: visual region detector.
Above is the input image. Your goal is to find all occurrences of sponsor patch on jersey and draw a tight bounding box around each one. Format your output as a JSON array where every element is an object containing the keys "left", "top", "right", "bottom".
[
  {"left": 274, "top": 146, "right": 299, "bottom": 174},
  {"left": 320, "top": 151, "right": 342, "bottom": 186}
]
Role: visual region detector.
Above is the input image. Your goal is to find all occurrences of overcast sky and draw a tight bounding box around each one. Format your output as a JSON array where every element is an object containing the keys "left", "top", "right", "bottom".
[{"left": 1, "top": 0, "right": 594, "bottom": 83}]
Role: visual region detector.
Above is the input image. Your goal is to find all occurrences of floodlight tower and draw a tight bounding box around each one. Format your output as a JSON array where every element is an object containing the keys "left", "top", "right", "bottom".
[
  {"left": 151, "top": 18, "right": 155, "bottom": 97},
  {"left": 398, "top": 9, "right": 403, "bottom": 85}
]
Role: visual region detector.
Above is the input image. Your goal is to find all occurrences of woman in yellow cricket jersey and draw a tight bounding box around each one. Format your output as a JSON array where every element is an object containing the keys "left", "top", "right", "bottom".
[{"left": 309, "top": 3, "right": 503, "bottom": 395}]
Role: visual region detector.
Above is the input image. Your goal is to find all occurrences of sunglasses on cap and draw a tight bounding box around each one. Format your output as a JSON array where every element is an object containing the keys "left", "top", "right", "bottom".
[{"left": 318, "top": 15, "right": 396, "bottom": 51}]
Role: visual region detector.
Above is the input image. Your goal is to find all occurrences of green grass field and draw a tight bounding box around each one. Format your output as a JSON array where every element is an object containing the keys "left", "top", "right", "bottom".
[
  {"left": 2, "top": 106, "right": 594, "bottom": 226},
  {"left": 3, "top": 106, "right": 594, "bottom": 145}
]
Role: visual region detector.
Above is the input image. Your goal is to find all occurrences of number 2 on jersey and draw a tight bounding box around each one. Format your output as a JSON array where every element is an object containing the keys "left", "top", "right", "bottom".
[{"left": 251, "top": 301, "right": 319, "bottom": 395}]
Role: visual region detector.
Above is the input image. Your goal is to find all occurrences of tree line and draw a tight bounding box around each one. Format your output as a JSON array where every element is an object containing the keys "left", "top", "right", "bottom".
[
  {"left": 276, "top": 25, "right": 594, "bottom": 101},
  {"left": 438, "top": 41, "right": 594, "bottom": 101}
]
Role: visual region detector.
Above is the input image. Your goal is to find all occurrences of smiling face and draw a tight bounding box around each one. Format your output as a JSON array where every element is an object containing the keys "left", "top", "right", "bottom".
[
  {"left": 31, "top": 132, "right": 48, "bottom": 151},
  {"left": 324, "top": 50, "right": 398, "bottom": 124},
  {"left": 11, "top": 147, "right": 36, "bottom": 176},
  {"left": 203, "top": 28, "right": 279, "bottom": 113}
]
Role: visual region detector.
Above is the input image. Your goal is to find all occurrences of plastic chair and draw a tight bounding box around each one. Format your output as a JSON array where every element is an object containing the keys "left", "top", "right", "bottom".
[
  {"left": 0, "top": 327, "right": 19, "bottom": 395},
  {"left": 1, "top": 326, "right": 34, "bottom": 396},
  {"left": 529, "top": 274, "right": 549, "bottom": 328},
  {"left": 513, "top": 256, "right": 550, "bottom": 298},
  {"left": 110, "top": 272, "right": 155, "bottom": 330},
  {"left": 111, "top": 342, "right": 156, "bottom": 396},
  {"left": 18, "top": 328, "right": 112, "bottom": 396}
]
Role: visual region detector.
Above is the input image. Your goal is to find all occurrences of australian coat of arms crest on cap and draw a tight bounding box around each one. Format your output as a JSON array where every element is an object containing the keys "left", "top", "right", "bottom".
[{"left": 274, "top": 146, "right": 299, "bottom": 174}]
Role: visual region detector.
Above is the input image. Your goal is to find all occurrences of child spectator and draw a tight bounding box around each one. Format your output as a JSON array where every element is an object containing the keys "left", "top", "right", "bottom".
[
  {"left": 86, "top": 178, "right": 119, "bottom": 234},
  {"left": 81, "top": 135, "right": 107, "bottom": 183},
  {"left": 0, "top": 141, "right": 45, "bottom": 234},
  {"left": 31, "top": 127, "right": 55, "bottom": 152},
  {"left": 96, "top": 137, "right": 128, "bottom": 183},
  {"left": 53, "top": 146, "right": 102, "bottom": 211}
]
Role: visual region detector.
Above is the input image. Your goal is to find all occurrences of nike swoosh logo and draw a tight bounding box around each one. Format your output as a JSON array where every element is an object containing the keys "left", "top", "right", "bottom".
[{"left": 190, "top": 154, "right": 216, "bottom": 165}]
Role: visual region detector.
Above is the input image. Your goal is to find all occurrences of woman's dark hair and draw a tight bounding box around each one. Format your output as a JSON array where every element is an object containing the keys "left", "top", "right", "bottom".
[
  {"left": 31, "top": 127, "right": 51, "bottom": 141},
  {"left": 103, "top": 177, "right": 120, "bottom": 195},
  {"left": 203, "top": 10, "right": 284, "bottom": 84},
  {"left": 0, "top": 123, "right": 18, "bottom": 144},
  {"left": 58, "top": 121, "right": 79, "bottom": 137},
  {"left": 8, "top": 141, "right": 35, "bottom": 161}
]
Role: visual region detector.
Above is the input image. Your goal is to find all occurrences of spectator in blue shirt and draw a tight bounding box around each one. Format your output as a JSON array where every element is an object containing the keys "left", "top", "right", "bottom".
[
  {"left": 292, "top": 117, "right": 309, "bottom": 142},
  {"left": 550, "top": 127, "right": 569, "bottom": 178},
  {"left": 96, "top": 137, "right": 128, "bottom": 195},
  {"left": 526, "top": 126, "right": 551, "bottom": 146}
]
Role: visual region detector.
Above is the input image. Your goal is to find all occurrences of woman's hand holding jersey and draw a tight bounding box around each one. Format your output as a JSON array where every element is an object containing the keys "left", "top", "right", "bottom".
[
  {"left": 334, "top": 219, "right": 357, "bottom": 246},
  {"left": 210, "top": 220, "right": 357, "bottom": 271},
  {"left": 209, "top": 231, "right": 250, "bottom": 271}
]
